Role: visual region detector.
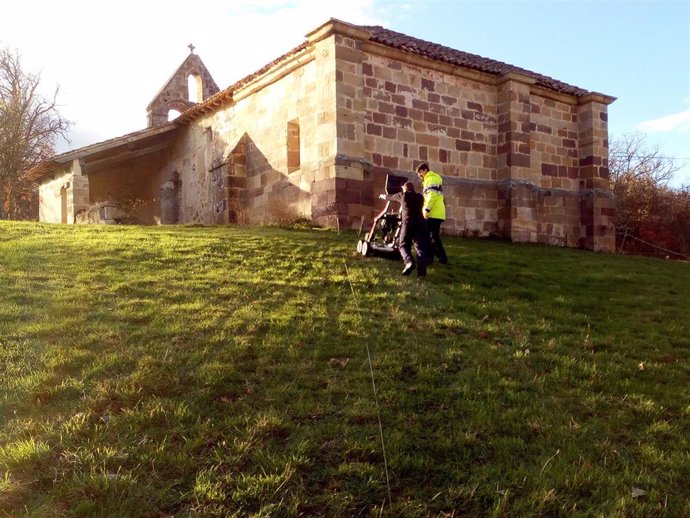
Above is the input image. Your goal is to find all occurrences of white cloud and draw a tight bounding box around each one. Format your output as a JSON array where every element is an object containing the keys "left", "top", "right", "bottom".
[
  {"left": 636, "top": 108, "right": 690, "bottom": 133},
  {"left": 0, "top": 0, "right": 387, "bottom": 153}
]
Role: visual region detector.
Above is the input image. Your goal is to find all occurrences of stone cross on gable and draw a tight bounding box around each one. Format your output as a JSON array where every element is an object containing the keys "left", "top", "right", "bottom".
[{"left": 188, "top": 43, "right": 195, "bottom": 54}]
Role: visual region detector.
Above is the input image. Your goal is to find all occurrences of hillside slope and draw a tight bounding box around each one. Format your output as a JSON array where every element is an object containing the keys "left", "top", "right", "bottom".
[{"left": 1, "top": 221, "right": 688, "bottom": 517}]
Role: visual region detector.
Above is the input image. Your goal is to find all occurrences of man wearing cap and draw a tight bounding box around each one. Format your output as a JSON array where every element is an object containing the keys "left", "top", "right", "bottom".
[{"left": 416, "top": 163, "right": 448, "bottom": 264}]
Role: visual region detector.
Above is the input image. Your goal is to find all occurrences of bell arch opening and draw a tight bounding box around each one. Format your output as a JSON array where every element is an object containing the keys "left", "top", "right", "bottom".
[{"left": 188, "top": 74, "right": 203, "bottom": 103}]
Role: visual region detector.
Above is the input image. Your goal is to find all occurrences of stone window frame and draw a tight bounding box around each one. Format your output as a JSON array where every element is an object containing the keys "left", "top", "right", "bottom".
[{"left": 287, "top": 119, "right": 301, "bottom": 173}]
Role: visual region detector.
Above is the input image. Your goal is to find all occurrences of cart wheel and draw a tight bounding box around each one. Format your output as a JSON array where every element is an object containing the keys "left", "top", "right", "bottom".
[
  {"left": 361, "top": 241, "right": 370, "bottom": 257},
  {"left": 356, "top": 240, "right": 363, "bottom": 254}
]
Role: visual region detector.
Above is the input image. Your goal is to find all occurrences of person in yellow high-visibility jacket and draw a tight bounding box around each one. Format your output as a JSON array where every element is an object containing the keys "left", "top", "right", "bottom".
[{"left": 416, "top": 163, "right": 448, "bottom": 264}]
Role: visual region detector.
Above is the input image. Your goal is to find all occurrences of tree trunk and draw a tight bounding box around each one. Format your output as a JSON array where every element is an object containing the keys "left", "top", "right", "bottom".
[
  {"left": 0, "top": 180, "right": 5, "bottom": 220},
  {"left": 8, "top": 188, "right": 14, "bottom": 220}
]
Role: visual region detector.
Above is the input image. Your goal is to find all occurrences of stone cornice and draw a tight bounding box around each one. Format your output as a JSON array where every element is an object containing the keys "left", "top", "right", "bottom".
[
  {"left": 496, "top": 71, "right": 538, "bottom": 86},
  {"left": 579, "top": 187, "right": 615, "bottom": 198},
  {"left": 578, "top": 92, "right": 617, "bottom": 105},
  {"left": 306, "top": 18, "right": 371, "bottom": 45},
  {"left": 529, "top": 85, "right": 579, "bottom": 106},
  {"left": 231, "top": 50, "right": 315, "bottom": 104}
]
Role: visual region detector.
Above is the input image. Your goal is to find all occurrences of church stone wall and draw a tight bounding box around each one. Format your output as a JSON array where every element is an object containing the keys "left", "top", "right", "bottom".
[
  {"left": 329, "top": 26, "right": 615, "bottom": 250},
  {"left": 155, "top": 35, "right": 339, "bottom": 226},
  {"left": 68, "top": 19, "right": 612, "bottom": 251}
]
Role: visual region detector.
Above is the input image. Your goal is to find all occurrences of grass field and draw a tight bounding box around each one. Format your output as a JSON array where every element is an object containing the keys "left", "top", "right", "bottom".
[{"left": 0, "top": 220, "right": 688, "bottom": 517}]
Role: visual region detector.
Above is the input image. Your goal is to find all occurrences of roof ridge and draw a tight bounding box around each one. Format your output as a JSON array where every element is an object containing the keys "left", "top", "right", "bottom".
[
  {"left": 177, "top": 19, "right": 594, "bottom": 127},
  {"left": 359, "top": 23, "right": 590, "bottom": 96},
  {"left": 361, "top": 24, "right": 509, "bottom": 67}
]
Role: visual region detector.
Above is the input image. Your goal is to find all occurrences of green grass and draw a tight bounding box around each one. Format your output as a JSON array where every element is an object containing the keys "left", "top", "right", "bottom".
[{"left": 1, "top": 220, "right": 689, "bottom": 517}]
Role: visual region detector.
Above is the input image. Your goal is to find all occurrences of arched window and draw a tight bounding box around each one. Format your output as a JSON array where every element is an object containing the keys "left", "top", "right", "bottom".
[
  {"left": 188, "top": 74, "right": 203, "bottom": 103},
  {"left": 168, "top": 109, "right": 182, "bottom": 121}
]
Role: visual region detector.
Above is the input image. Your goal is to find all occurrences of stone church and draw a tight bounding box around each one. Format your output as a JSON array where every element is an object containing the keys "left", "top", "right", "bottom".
[{"left": 28, "top": 18, "right": 616, "bottom": 251}]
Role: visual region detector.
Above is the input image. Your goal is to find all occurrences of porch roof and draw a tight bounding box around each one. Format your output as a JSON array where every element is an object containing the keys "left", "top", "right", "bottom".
[{"left": 26, "top": 123, "right": 179, "bottom": 181}]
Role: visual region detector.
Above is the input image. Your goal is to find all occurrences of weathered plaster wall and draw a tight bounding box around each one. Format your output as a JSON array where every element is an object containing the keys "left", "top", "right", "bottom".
[
  {"left": 39, "top": 167, "right": 71, "bottom": 223},
  {"left": 38, "top": 160, "right": 90, "bottom": 224}
]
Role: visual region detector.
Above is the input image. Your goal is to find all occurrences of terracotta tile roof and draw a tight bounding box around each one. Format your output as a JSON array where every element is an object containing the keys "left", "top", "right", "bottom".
[{"left": 361, "top": 24, "right": 590, "bottom": 96}]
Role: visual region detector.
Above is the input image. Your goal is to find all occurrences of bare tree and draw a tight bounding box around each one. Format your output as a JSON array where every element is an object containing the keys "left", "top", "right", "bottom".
[
  {"left": 608, "top": 132, "right": 680, "bottom": 189},
  {"left": 0, "top": 47, "right": 70, "bottom": 219},
  {"left": 610, "top": 133, "right": 690, "bottom": 257}
]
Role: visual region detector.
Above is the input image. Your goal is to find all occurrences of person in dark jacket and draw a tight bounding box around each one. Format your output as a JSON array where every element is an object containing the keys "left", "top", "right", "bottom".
[{"left": 379, "top": 181, "right": 430, "bottom": 277}]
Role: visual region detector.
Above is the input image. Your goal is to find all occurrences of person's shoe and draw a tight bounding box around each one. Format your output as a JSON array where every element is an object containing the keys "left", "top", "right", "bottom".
[{"left": 402, "top": 262, "right": 415, "bottom": 276}]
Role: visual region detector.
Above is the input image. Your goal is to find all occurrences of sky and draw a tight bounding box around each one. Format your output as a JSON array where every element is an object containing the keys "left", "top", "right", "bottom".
[{"left": 1, "top": 0, "right": 688, "bottom": 186}]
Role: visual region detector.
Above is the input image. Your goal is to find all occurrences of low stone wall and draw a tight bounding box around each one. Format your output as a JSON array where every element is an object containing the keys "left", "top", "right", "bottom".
[{"left": 75, "top": 202, "right": 126, "bottom": 224}]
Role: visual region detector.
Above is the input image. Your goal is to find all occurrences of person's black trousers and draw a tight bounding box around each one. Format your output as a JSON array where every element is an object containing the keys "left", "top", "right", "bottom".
[
  {"left": 398, "top": 220, "right": 430, "bottom": 276},
  {"left": 427, "top": 218, "right": 447, "bottom": 263}
]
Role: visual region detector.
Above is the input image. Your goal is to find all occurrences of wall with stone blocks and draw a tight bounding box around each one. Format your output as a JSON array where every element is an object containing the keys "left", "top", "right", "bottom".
[
  {"left": 330, "top": 29, "right": 614, "bottom": 250},
  {"left": 92, "top": 20, "right": 613, "bottom": 251},
  {"left": 37, "top": 20, "right": 614, "bottom": 252},
  {"left": 530, "top": 97, "right": 580, "bottom": 191},
  {"left": 155, "top": 35, "right": 340, "bottom": 226},
  {"left": 360, "top": 56, "right": 498, "bottom": 181},
  {"left": 148, "top": 54, "right": 220, "bottom": 127}
]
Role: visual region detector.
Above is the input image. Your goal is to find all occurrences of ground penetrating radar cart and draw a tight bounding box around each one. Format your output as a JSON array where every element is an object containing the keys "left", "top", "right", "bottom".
[{"left": 356, "top": 174, "right": 408, "bottom": 258}]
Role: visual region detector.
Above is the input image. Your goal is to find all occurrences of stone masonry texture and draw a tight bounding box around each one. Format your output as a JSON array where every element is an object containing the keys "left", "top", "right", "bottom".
[{"left": 37, "top": 19, "right": 615, "bottom": 251}]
